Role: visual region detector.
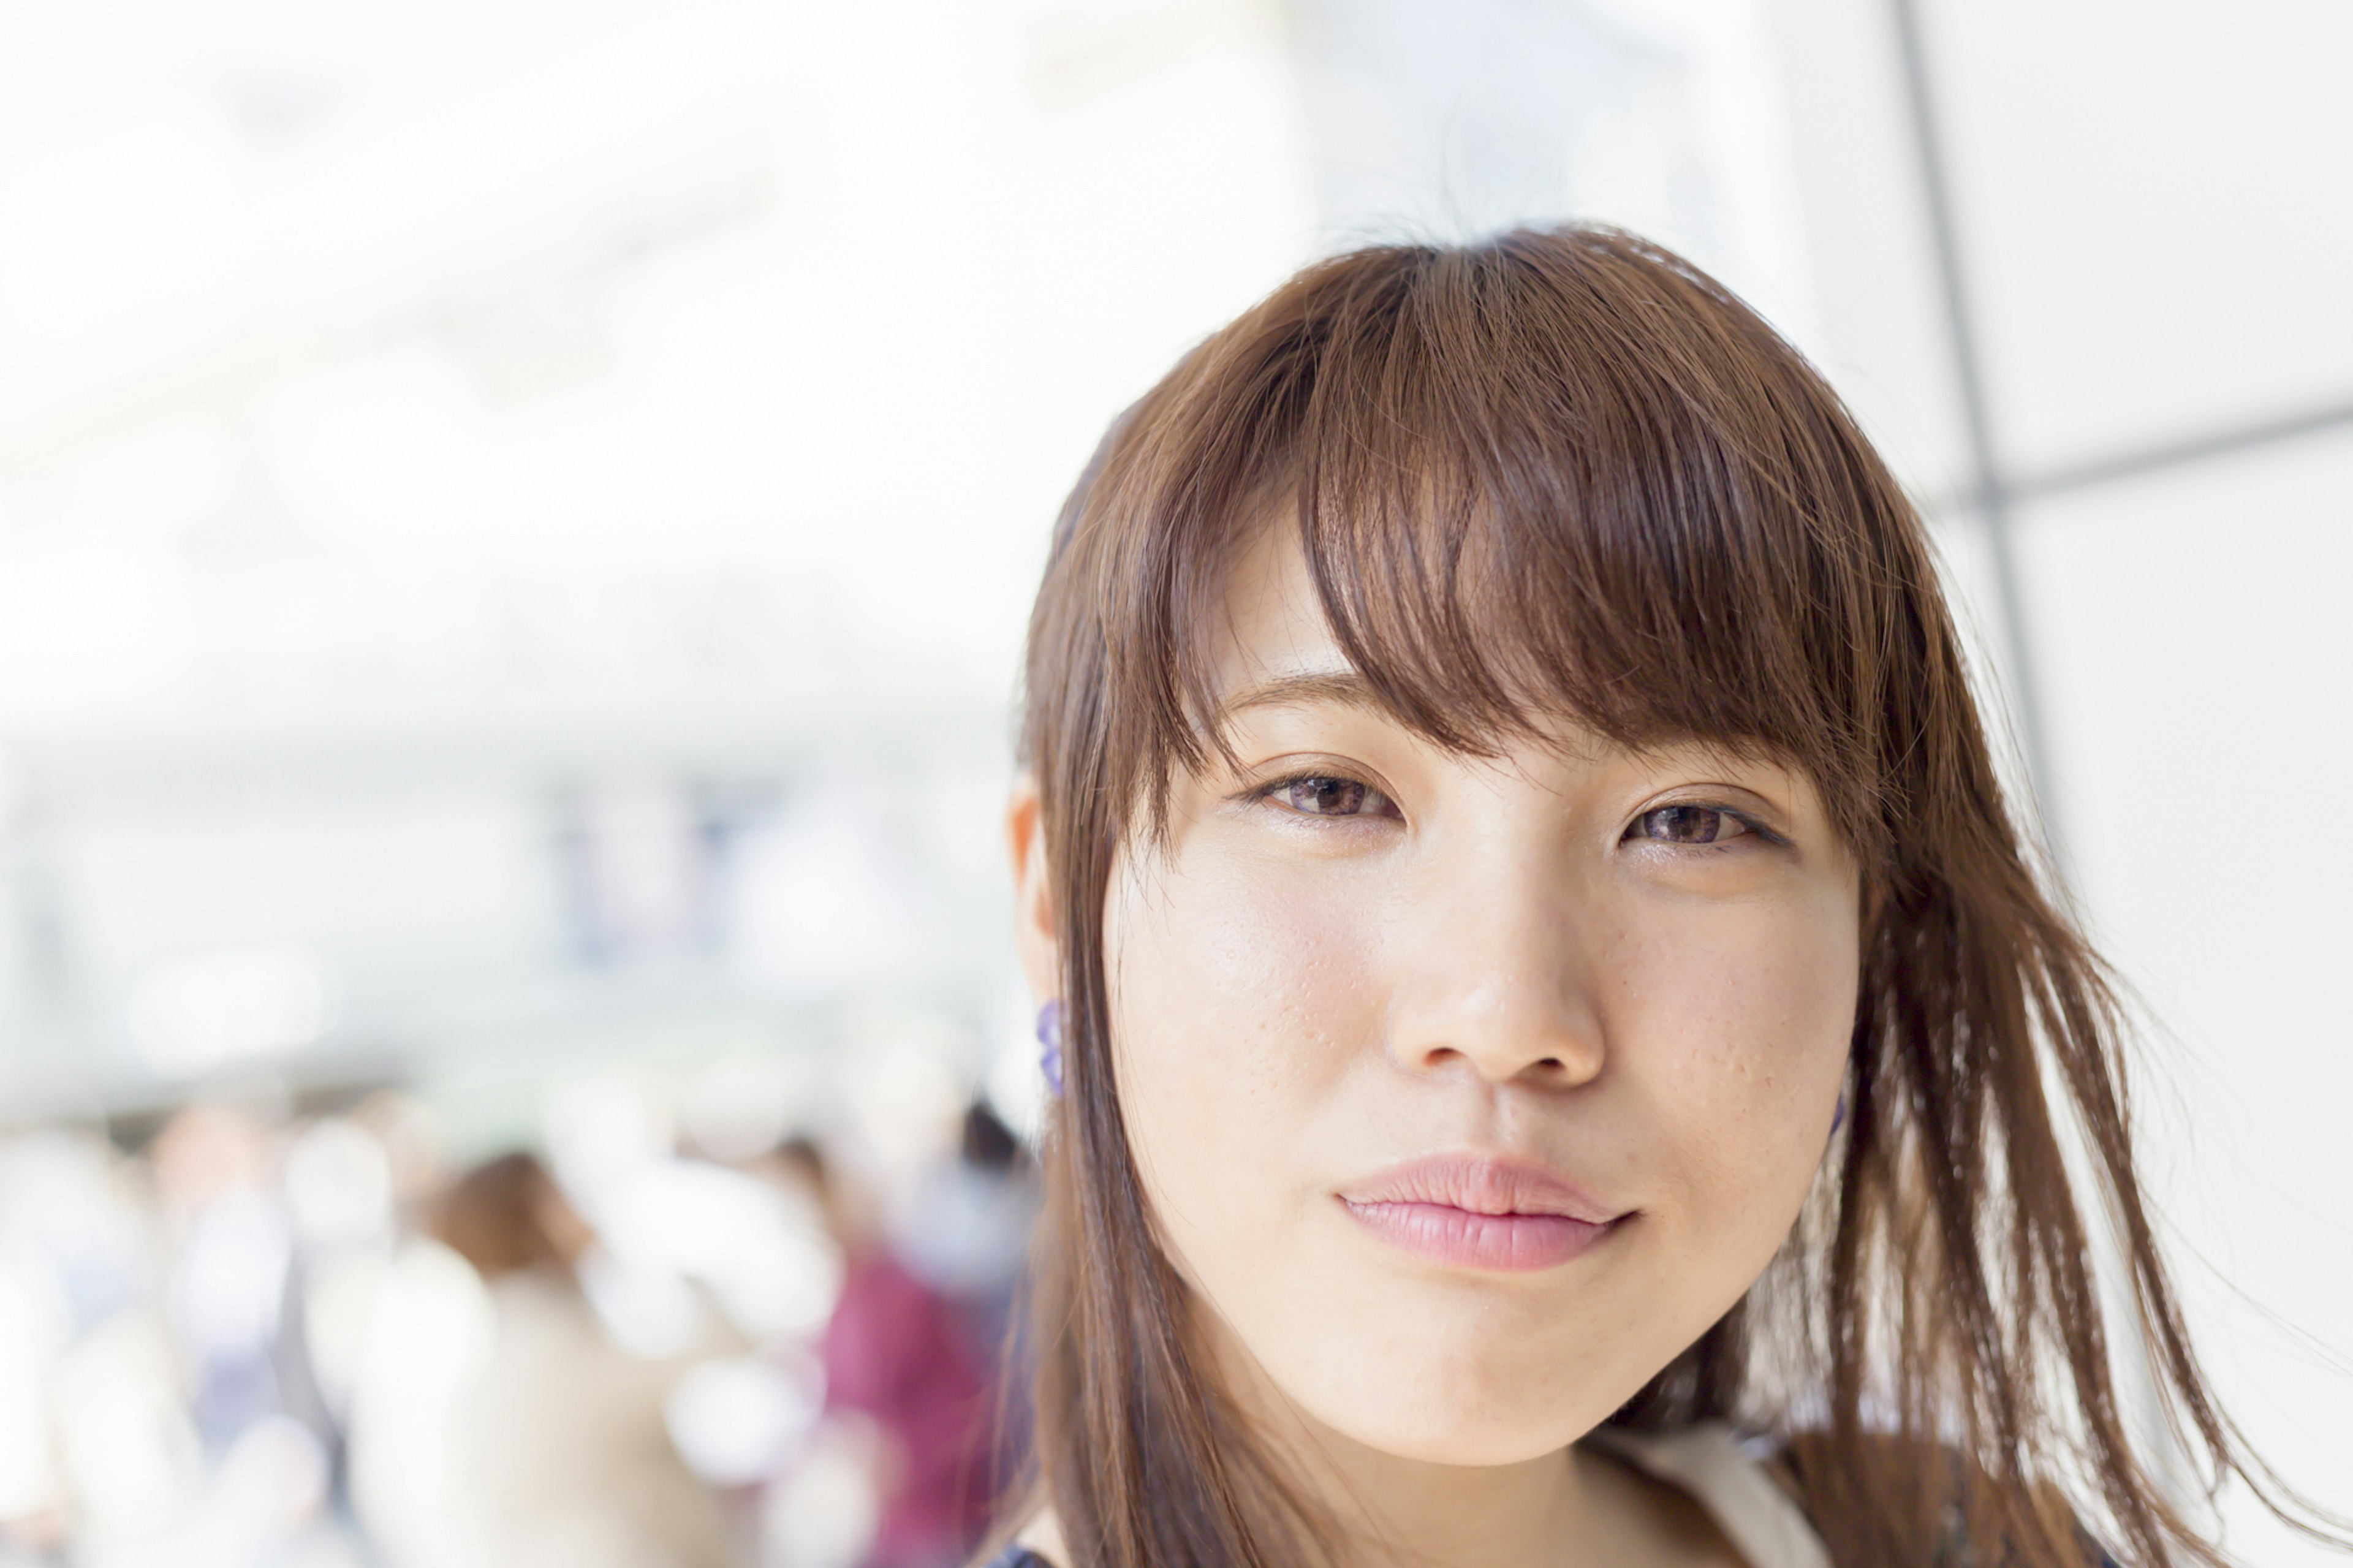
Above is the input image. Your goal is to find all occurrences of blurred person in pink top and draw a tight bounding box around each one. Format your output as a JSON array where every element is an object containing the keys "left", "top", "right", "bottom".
[{"left": 775, "top": 1137, "right": 991, "bottom": 1568}]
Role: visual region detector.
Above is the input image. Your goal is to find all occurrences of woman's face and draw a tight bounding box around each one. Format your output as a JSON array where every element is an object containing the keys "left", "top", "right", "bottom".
[{"left": 1012, "top": 528, "right": 1860, "bottom": 1468}]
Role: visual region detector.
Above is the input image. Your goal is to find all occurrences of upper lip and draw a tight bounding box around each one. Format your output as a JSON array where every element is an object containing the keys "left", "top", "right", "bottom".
[{"left": 1337, "top": 1153, "right": 1626, "bottom": 1225}]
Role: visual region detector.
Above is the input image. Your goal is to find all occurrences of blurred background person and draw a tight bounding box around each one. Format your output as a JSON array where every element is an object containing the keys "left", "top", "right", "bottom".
[
  {"left": 425, "top": 1150, "right": 737, "bottom": 1568},
  {"left": 911, "top": 1104, "right": 1037, "bottom": 1358},
  {"left": 772, "top": 1136, "right": 993, "bottom": 1568},
  {"left": 891, "top": 1100, "right": 1040, "bottom": 1513},
  {"left": 150, "top": 1103, "right": 320, "bottom": 1462}
]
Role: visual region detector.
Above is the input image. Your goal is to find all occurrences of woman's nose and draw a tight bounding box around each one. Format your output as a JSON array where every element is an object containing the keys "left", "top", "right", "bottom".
[{"left": 1381, "top": 859, "right": 1608, "bottom": 1090}]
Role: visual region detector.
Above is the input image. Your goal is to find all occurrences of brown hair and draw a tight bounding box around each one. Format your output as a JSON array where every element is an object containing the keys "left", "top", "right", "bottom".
[
  {"left": 1012, "top": 226, "right": 2336, "bottom": 1568},
  {"left": 431, "top": 1151, "right": 578, "bottom": 1281}
]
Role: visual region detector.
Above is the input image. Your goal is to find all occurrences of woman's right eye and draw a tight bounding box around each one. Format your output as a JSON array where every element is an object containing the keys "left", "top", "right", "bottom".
[{"left": 1271, "top": 776, "right": 1395, "bottom": 819}]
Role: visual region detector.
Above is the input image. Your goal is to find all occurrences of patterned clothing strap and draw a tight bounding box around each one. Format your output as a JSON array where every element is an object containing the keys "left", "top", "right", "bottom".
[{"left": 975, "top": 1547, "right": 1052, "bottom": 1568}]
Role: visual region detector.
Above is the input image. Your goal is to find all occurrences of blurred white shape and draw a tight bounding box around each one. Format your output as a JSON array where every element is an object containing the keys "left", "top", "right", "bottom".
[
  {"left": 563, "top": 776, "right": 707, "bottom": 965},
  {"left": 678, "top": 1053, "right": 805, "bottom": 1163},
  {"left": 283, "top": 1116, "right": 393, "bottom": 1249},
  {"left": 759, "top": 1423, "right": 879, "bottom": 1568},
  {"left": 170, "top": 1187, "right": 290, "bottom": 1361},
  {"left": 212, "top": 1413, "right": 327, "bottom": 1537},
  {"left": 1577, "top": 0, "right": 1817, "bottom": 345},
  {"left": 29, "top": 425, "right": 244, "bottom": 546},
  {"left": 982, "top": 983, "right": 1049, "bottom": 1147},
  {"left": 126, "top": 946, "right": 330, "bottom": 1077},
  {"left": 573, "top": 1244, "right": 709, "bottom": 1363},
  {"left": 593, "top": 1157, "right": 838, "bottom": 1345},
  {"left": 51, "top": 1313, "right": 203, "bottom": 1540},
  {"left": 662, "top": 1354, "right": 821, "bottom": 1488},
  {"left": 895, "top": 1153, "right": 1036, "bottom": 1304},
  {"left": 344, "top": 1239, "right": 494, "bottom": 1568},
  {"left": 590, "top": 1158, "right": 757, "bottom": 1282},
  {"left": 0, "top": 1249, "right": 70, "bottom": 1520},
  {"left": 544, "top": 1070, "right": 674, "bottom": 1208},
  {"left": 256, "top": 342, "right": 493, "bottom": 555},
  {"left": 726, "top": 790, "right": 950, "bottom": 999},
  {"left": 1289, "top": 0, "right": 1815, "bottom": 348},
  {"left": 302, "top": 1250, "right": 388, "bottom": 1424},
  {"left": 838, "top": 1017, "right": 969, "bottom": 1181},
  {"left": 0, "top": 1133, "right": 143, "bottom": 1330},
  {"left": 0, "top": 0, "right": 1322, "bottom": 740}
]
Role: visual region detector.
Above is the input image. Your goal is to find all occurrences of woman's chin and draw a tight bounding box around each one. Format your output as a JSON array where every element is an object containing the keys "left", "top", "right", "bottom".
[
  {"left": 1274, "top": 1347, "right": 1626, "bottom": 1469},
  {"left": 1305, "top": 1396, "right": 1593, "bottom": 1469}
]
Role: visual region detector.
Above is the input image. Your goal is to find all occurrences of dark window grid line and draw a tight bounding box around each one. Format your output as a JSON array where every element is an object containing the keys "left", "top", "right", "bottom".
[
  {"left": 1885, "top": 0, "right": 2058, "bottom": 858},
  {"left": 1922, "top": 395, "right": 2353, "bottom": 517},
  {"left": 1886, "top": 0, "right": 2203, "bottom": 1507}
]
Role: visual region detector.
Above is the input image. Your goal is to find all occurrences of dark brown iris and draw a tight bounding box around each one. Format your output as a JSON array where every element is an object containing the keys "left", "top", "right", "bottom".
[
  {"left": 1287, "top": 777, "right": 1370, "bottom": 816},
  {"left": 1640, "top": 805, "right": 1736, "bottom": 843}
]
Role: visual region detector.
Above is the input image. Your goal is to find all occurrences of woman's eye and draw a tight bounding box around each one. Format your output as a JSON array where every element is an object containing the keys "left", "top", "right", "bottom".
[
  {"left": 1629, "top": 804, "right": 1751, "bottom": 845},
  {"left": 1275, "top": 776, "right": 1394, "bottom": 818}
]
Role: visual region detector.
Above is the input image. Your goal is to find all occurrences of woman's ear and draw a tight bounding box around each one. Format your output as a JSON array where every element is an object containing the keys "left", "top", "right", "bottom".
[{"left": 1006, "top": 772, "right": 1061, "bottom": 1006}]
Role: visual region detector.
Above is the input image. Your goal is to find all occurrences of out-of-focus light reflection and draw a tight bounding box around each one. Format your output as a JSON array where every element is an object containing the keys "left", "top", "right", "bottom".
[
  {"left": 664, "top": 1353, "right": 824, "bottom": 1489},
  {"left": 678, "top": 1054, "right": 808, "bottom": 1164},
  {"left": 126, "top": 947, "right": 331, "bottom": 1078},
  {"left": 283, "top": 1116, "right": 392, "bottom": 1249}
]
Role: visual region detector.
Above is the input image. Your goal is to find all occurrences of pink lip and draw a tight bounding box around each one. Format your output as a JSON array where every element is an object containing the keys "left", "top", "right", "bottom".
[{"left": 1337, "top": 1154, "right": 1627, "bottom": 1273}]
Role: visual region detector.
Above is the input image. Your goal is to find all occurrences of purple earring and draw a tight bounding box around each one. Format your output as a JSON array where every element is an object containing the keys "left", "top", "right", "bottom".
[
  {"left": 1831, "top": 1093, "right": 1847, "bottom": 1135},
  {"left": 1037, "top": 1000, "right": 1064, "bottom": 1097}
]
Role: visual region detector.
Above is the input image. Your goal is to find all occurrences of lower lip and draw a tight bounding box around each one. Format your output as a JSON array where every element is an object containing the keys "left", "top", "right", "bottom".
[{"left": 1341, "top": 1199, "right": 1617, "bottom": 1272}]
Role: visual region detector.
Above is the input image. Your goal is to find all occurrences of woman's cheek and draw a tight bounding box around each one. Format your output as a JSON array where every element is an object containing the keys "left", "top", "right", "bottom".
[
  {"left": 1605, "top": 892, "right": 1855, "bottom": 1216},
  {"left": 1609, "top": 890, "right": 1844, "bottom": 1158},
  {"left": 1107, "top": 843, "right": 1380, "bottom": 1255}
]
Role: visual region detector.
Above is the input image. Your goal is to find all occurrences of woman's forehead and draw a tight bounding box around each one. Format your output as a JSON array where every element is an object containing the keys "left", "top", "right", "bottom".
[{"left": 1208, "top": 520, "right": 1334, "bottom": 687}]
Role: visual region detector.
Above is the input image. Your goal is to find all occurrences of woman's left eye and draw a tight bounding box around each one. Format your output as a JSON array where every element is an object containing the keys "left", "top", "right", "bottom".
[
  {"left": 1628, "top": 805, "right": 1752, "bottom": 845},
  {"left": 1270, "top": 776, "right": 1395, "bottom": 819}
]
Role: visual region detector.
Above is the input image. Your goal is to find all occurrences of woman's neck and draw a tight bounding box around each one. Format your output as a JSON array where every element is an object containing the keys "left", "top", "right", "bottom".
[
  {"left": 1012, "top": 1425, "right": 1740, "bottom": 1568},
  {"left": 1207, "top": 1321, "right": 1743, "bottom": 1568},
  {"left": 1014, "top": 1313, "right": 1747, "bottom": 1568},
  {"left": 1286, "top": 1434, "right": 1592, "bottom": 1568},
  {"left": 1011, "top": 1445, "right": 1590, "bottom": 1568}
]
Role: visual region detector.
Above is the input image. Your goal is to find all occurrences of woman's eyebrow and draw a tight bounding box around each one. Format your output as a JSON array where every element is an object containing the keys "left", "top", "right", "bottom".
[{"left": 1219, "top": 668, "right": 1380, "bottom": 716}]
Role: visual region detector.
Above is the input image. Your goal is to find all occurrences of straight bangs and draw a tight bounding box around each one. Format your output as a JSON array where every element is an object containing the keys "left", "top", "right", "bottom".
[{"left": 1064, "top": 228, "right": 1942, "bottom": 871}]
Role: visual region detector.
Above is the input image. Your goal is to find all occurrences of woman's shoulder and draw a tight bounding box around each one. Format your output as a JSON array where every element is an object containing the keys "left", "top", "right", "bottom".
[
  {"left": 1586, "top": 1422, "right": 1836, "bottom": 1568},
  {"left": 981, "top": 1434, "right": 2121, "bottom": 1568},
  {"left": 1588, "top": 1422, "right": 2127, "bottom": 1568}
]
